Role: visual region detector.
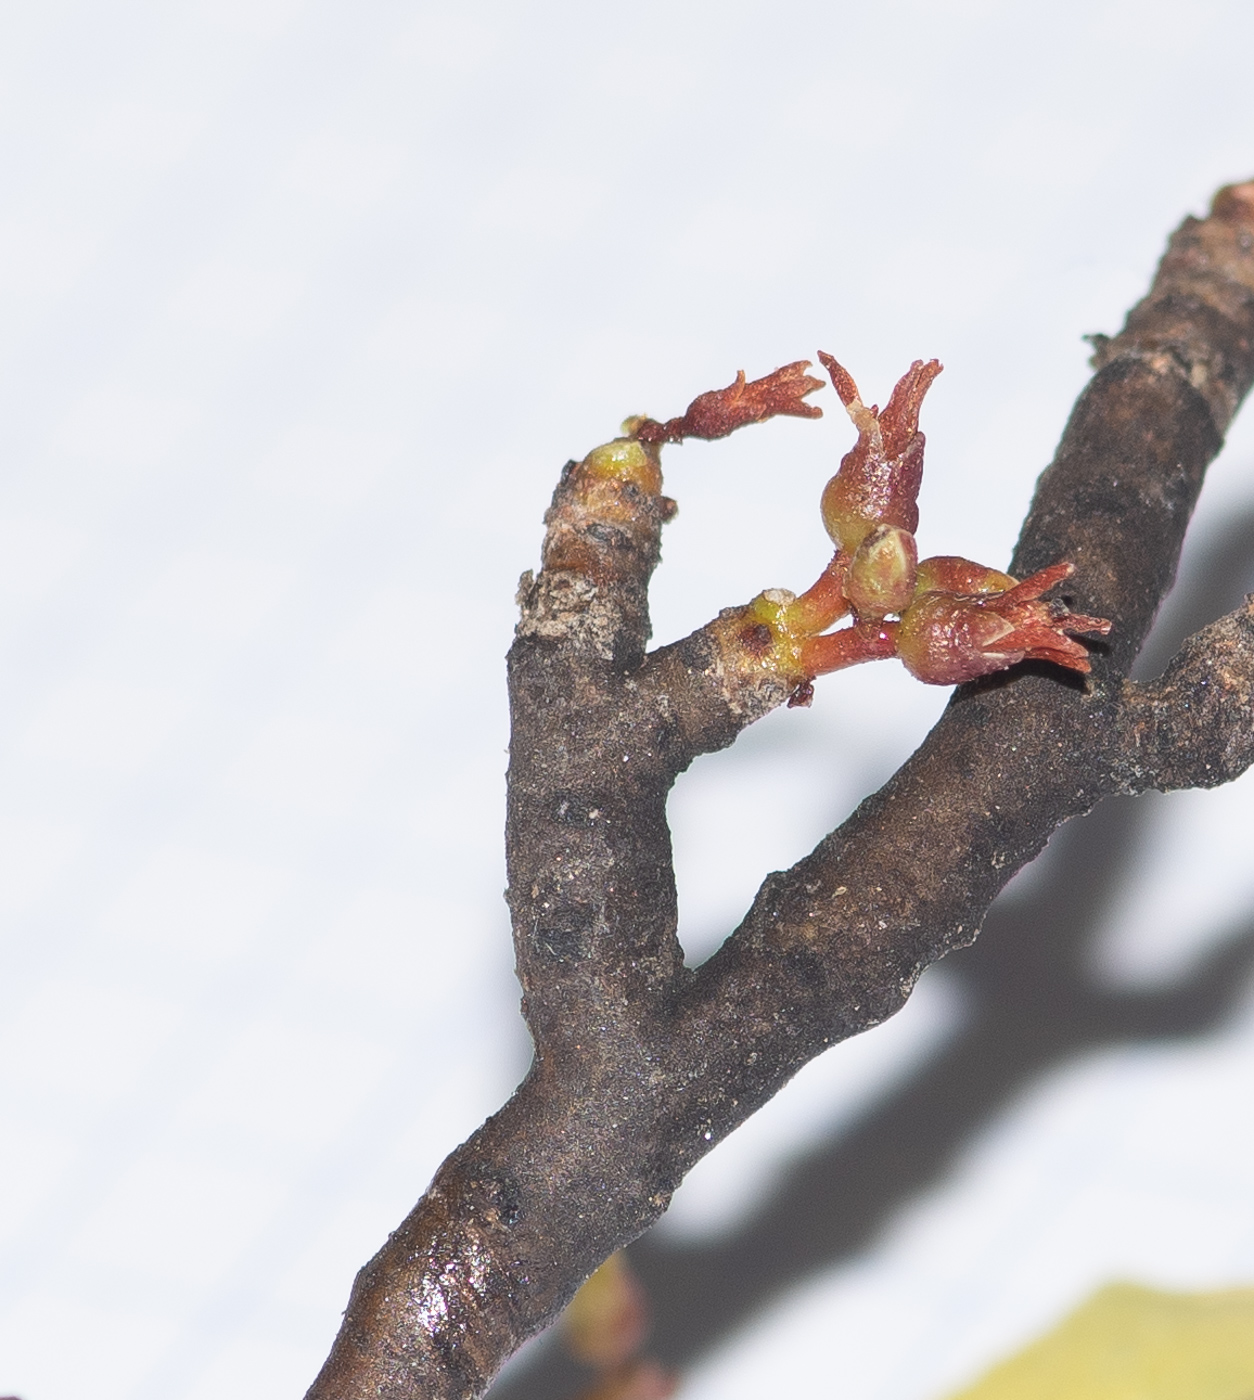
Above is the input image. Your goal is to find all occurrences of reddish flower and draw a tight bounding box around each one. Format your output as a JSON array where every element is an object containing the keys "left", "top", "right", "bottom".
[
  {"left": 632, "top": 361, "right": 824, "bottom": 445},
  {"left": 895, "top": 562, "right": 1111, "bottom": 685},
  {"left": 817, "top": 353, "right": 943, "bottom": 551},
  {"left": 601, "top": 350, "right": 1112, "bottom": 700}
]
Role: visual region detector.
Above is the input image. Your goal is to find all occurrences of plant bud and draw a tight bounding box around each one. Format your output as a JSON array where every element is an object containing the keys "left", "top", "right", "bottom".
[
  {"left": 896, "top": 563, "right": 1111, "bottom": 685},
  {"left": 896, "top": 591, "right": 1020, "bottom": 684},
  {"left": 581, "top": 438, "right": 663, "bottom": 495},
  {"left": 844, "top": 525, "right": 918, "bottom": 619},
  {"left": 817, "top": 354, "right": 941, "bottom": 551}
]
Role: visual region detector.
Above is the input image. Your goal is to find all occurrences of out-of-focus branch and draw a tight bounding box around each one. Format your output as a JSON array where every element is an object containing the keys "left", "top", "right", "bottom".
[{"left": 305, "top": 181, "right": 1254, "bottom": 1400}]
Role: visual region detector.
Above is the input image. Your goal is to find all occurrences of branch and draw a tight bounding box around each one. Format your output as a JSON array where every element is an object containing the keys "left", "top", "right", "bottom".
[
  {"left": 304, "top": 181, "right": 1254, "bottom": 1400},
  {"left": 1116, "top": 595, "right": 1254, "bottom": 792}
]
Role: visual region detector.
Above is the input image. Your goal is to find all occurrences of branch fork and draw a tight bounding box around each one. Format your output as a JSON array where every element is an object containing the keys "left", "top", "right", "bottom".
[{"left": 306, "top": 181, "right": 1254, "bottom": 1400}]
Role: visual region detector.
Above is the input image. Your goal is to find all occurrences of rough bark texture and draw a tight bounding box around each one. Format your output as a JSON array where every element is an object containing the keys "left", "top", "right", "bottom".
[{"left": 305, "top": 182, "right": 1254, "bottom": 1400}]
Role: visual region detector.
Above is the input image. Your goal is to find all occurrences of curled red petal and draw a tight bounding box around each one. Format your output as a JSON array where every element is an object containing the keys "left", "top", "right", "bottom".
[
  {"left": 878, "top": 359, "right": 944, "bottom": 459},
  {"left": 1058, "top": 611, "right": 1111, "bottom": 637},
  {"left": 996, "top": 622, "right": 1094, "bottom": 671},
  {"left": 816, "top": 351, "right": 862, "bottom": 409},
  {"left": 996, "top": 561, "right": 1074, "bottom": 606}
]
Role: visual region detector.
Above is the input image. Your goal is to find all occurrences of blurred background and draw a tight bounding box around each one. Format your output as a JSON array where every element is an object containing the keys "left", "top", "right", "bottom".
[{"left": 2, "top": 3, "right": 1254, "bottom": 1398}]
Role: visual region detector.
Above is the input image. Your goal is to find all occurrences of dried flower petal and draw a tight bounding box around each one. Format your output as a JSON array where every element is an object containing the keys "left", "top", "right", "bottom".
[{"left": 632, "top": 361, "right": 824, "bottom": 445}]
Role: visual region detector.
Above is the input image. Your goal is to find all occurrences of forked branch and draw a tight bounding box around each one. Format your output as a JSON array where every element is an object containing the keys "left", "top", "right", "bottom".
[{"left": 306, "top": 181, "right": 1254, "bottom": 1400}]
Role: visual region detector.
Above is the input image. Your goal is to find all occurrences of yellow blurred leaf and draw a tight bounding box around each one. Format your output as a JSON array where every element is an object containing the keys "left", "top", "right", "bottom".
[{"left": 947, "top": 1282, "right": 1254, "bottom": 1400}]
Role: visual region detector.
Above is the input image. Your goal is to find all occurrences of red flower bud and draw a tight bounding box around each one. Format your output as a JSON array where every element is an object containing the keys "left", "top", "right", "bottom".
[
  {"left": 896, "top": 562, "right": 1111, "bottom": 685},
  {"left": 817, "top": 354, "right": 942, "bottom": 551}
]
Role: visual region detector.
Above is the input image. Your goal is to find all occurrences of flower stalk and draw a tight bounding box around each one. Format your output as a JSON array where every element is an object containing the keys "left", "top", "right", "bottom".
[{"left": 605, "top": 353, "right": 1111, "bottom": 700}]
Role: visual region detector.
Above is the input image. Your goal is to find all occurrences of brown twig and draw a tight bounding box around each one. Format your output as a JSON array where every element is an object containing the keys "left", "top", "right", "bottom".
[{"left": 304, "top": 181, "right": 1254, "bottom": 1400}]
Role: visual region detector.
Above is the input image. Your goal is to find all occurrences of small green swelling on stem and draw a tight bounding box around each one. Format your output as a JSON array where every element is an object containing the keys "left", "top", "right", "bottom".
[{"left": 568, "top": 355, "right": 1110, "bottom": 706}]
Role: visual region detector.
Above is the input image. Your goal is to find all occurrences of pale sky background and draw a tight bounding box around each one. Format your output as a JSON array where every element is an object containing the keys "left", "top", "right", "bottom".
[{"left": 3, "top": 3, "right": 1254, "bottom": 1398}]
